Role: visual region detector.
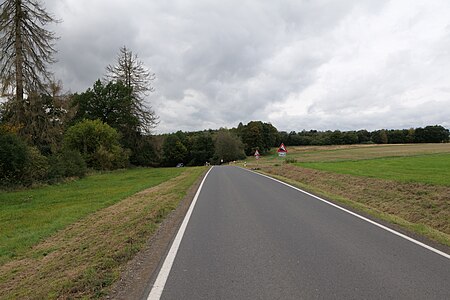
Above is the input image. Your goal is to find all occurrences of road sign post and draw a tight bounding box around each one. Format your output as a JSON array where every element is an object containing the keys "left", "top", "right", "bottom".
[
  {"left": 277, "top": 143, "right": 287, "bottom": 157},
  {"left": 254, "top": 149, "right": 260, "bottom": 168}
]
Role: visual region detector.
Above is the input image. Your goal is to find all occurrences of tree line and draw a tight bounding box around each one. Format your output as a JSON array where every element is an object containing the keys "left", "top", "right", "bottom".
[
  {"left": 280, "top": 125, "right": 449, "bottom": 146},
  {"left": 158, "top": 123, "right": 449, "bottom": 168}
]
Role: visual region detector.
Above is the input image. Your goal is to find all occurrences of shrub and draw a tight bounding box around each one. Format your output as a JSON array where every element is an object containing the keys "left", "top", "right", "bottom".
[
  {"left": 92, "top": 145, "right": 129, "bottom": 170},
  {"left": 284, "top": 158, "right": 298, "bottom": 164},
  {"left": 23, "top": 147, "right": 49, "bottom": 184},
  {"left": 0, "top": 132, "right": 51, "bottom": 186},
  {"left": 64, "top": 119, "right": 129, "bottom": 170},
  {"left": 0, "top": 132, "right": 29, "bottom": 185},
  {"left": 49, "top": 149, "right": 87, "bottom": 180}
]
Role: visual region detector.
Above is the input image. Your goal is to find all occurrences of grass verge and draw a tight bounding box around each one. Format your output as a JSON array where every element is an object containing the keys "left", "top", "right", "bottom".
[
  {"left": 0, "top": 167, "right": 205, "bottom": 299},
  {"left": 259, "top": 165, "right": 450, "bottom": 247},
  {"left": 297, "top": 153, "right": 450, "bottom": 186},
  {"left": 0, "top": 168, "right": 187, "bottom": 265}
]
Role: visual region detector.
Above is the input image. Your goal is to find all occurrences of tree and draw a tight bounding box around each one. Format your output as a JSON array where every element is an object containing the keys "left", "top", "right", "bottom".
[
  {"left": 415, "top": 125, "right": 449, "bottom": 143},
  {"left": 0, "top": 0, "right": 58, "bottom": 102},
  {"left": 129, "top": 135, "right": 159, "bottom": 167},
  {"left": 240, "top": 121, "right": 265, "bottom": 155},
  {"left": 71, "top": 79, "right": 163, "bottom": 166},
  {"left": 71, "top": 80, "right": 137, "bottom": 135},
  {"left": 356, "top": 130, "right": 371, "bottom": 144},
  {"left": 1, "top": 85, "right": 71, "bottom": 154},
  {"left": 238, "top": 121, "right": 279, "bottom": 155},
  {"left": 371, "top": 129, "right": 388, "bottom": 144},
  {"left": 342, "top": 131, "right": 358, "bottom": 144},
  {"left": 213, "top": 130, "right": 246, "bottom": 163},
  {"left": 189, "top": 132, "right": 214, "bottom": 166},
  {"left": 105, "top": 46, "right": 158, "bottom": 132},
  {"left": 161, "top": 134, "right": 188, "bottom": 167}
]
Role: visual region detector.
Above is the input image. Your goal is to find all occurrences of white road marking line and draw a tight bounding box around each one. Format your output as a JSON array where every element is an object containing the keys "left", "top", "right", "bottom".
[
  {"left": 245, "top": 168, "right": 450, "bottom": 260},
  {"left": 147, "top": 167, "right": 214, "bottom": 300}
]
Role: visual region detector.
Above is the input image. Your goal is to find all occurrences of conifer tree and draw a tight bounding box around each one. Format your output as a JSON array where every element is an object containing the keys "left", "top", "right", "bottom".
[
  {"left": 106, "top": 46, "right": 158, "bottom": 132},
  {"left": 0, "top": 0, "right": 58, "bottom": 103}
]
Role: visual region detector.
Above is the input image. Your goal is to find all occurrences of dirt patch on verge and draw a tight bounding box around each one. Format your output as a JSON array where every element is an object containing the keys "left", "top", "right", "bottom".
[
  {"left": 0, "top": 168, "right": 206, "bottom": 299},
  {"left": 261, "top": 165, "right": 450, "bottom": 250}
]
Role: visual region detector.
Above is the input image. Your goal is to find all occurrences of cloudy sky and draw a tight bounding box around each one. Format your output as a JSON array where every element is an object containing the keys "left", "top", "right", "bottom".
[{"left": 46, "top": 0, "right": 450, "bottom": 133}]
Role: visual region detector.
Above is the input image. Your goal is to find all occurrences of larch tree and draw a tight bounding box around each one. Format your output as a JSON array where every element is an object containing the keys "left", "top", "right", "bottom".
[
  {"left": 105, "top": 46, "right": 158, "bottom": 133},
  {"left": 0, "top": 0, "right": 58, "bottom": 103}
]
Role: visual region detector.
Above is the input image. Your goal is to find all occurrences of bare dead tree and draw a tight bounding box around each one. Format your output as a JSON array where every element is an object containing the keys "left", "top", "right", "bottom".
[
  {"left": 106, "top": 46, "right": 158, "bottom": 133},
  {"left": 0, "top": 0, "right": 58, "bottom": 105}
]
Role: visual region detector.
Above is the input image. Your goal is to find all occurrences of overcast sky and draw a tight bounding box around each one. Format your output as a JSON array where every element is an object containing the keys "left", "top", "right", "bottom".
[{"left": 46, "top": 0, "right": 450, "bottom": 133}]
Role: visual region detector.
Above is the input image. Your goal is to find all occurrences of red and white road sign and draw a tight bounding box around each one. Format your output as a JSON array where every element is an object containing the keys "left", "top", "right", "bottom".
[
  {"left": 277, "top": 143, "right": 287, "bottom": 153},
  {"left": 254, "top": 149, "right": 260, "bottom": 159}
]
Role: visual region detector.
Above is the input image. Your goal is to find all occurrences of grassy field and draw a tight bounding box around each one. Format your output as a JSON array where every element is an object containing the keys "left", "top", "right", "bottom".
[
  {"left": 250, "top": 143, "right": 450, "bottom": 247},
  {"left": 297, "top": 153, "right": 450, "bottom": 186},
  {"left": 0, "top": 166, "right": 205, "bottom": 299},
  {"left": 0, "top": 167, "right": 186, "bottom": 265},
  {"left": 259, "top": 143, "right": 450, "bottom": 164}
]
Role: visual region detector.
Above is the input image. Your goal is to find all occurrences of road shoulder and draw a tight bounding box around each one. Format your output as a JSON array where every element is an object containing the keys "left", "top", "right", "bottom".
[{"left": 108, "top": 168, "right": 209, "bottom": 300}]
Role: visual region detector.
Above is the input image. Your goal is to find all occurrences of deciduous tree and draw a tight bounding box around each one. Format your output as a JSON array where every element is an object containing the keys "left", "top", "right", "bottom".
[{"left": 214, "top": 130, "right": 245, "bottom": 163}]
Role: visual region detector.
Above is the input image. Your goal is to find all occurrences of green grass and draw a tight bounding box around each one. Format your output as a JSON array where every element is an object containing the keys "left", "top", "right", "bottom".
[
  {"left": 297, "top": 153, "right": 450, "bottom": 186},
  {"left": 0, "top": 167, "right": 185, "bottom": 264},
  {"left": 0, "top": 167, "right": 206, "bottom": 299}
]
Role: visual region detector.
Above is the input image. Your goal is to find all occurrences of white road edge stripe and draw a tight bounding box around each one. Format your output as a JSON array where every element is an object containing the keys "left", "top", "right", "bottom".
[
  {"left": 147, "top": 167, "right": 214, "bottom": 300},
  {"left": 245, "top": 168, "right": 450, "bottom": 260}
]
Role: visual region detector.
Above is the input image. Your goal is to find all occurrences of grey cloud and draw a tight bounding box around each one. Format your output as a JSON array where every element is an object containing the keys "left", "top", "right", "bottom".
[{"left": 45, "top": 0, "right": 450, "bottom": 133}]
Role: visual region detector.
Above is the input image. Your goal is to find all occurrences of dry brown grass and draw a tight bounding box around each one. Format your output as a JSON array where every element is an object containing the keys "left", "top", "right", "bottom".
[
  {"left": 253, "top": 143, "right": 450, "bottom": 165},
  {"left": 261, "top": 164, "right": 450, "bottom": 246},
  {"left": 0, "top": 168, "right": 204, "bottom": 299}
]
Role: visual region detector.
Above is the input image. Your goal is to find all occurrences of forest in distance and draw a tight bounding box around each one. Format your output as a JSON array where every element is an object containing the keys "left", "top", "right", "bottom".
[{"left": 154, "top": 121, "right": 450, "bottom": 167}]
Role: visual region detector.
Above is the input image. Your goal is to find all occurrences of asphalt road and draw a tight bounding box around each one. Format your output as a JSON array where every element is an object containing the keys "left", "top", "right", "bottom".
[{"left": 156, "top": 166, "right": 450, "bottom": 299}]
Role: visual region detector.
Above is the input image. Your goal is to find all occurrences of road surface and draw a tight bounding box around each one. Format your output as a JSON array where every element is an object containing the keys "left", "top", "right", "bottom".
[{"left": 149, "top": 166, "right": 450, "bottom": 299}]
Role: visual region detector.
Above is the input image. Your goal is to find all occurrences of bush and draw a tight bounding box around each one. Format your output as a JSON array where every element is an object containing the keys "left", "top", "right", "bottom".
[
  {"left": 284, "top": 158, "right": 298, "bottom": 164},
  {"left": 0, "top": 132, "right": 29, "bottom": 185},
  {"left": 0, "top": 132, "right": 52, "bottom": 186},
  {"left": 64, "top": 119, "right": 129, "bottom": 170},
  {"left": 49, "top": 149, "right": 87, "bottom": 180},
  {"left": 23, "top": 147, "right": 49, "bottom": 184},
  {"left": 92, "top": 145, "right": 129, "bottom": 170}
]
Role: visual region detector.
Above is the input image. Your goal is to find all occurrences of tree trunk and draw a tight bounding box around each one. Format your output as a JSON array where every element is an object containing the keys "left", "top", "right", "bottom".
[{"left": 14, "top": 0, "right": 24, "bottom": 104}]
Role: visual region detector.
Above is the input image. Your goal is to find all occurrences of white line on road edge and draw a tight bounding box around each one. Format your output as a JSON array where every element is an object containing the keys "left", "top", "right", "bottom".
[
  {"left": 246, "top": 168, "right": 450, "bottom": 260},
  {"left": 147, "top": 167, "right": 214, "bottom": 300}
]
